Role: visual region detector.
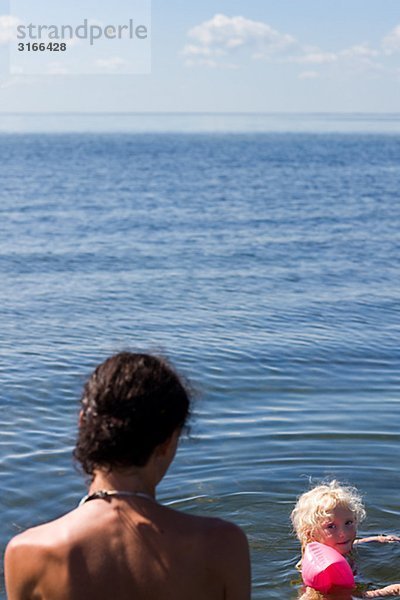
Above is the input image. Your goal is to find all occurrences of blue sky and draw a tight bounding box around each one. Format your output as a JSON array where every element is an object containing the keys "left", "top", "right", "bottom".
[{"left": 0, "top": 0, "right": 399, "bottom": 112}]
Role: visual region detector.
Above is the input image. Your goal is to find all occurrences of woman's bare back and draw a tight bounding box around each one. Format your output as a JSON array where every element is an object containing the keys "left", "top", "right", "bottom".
[{"left": 5, "top": 496, "right": 250, "bottom": 600}]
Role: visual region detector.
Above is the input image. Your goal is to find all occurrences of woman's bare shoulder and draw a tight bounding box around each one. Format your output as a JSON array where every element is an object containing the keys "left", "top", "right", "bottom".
[
  {"left": 6, "top": 506, "right": 84, "bottom": 554},
  {"left": 161, "top": 505, "right": 248, "bottom": 553}
]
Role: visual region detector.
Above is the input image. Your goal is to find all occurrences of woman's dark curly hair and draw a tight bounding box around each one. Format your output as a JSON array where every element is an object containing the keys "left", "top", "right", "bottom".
[{"left": 74, "top": 352, "right": 191, "bottom": 475}]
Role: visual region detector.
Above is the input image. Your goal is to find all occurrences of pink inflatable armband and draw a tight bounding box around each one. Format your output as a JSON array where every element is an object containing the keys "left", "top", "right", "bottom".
[{"left": 301, "top": 542, "right": 355, "bottom": 593}]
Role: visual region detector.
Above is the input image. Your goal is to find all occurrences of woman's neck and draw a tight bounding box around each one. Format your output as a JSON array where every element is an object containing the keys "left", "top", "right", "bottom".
[{"left": 89, "top": 468, "right": 156, "bottom": 499}]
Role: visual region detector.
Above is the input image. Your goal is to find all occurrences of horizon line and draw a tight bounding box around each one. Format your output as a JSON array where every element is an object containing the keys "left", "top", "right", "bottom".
[{"left": 0, "top": 111, "right": 399, "bottom": 116}]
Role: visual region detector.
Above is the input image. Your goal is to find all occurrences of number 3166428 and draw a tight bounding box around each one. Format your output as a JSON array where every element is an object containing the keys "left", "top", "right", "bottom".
[{"left": 18, "top": 42, "right": 67, "bottom": 51}]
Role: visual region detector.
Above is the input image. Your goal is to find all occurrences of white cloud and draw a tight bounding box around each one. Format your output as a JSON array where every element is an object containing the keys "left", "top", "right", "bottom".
[
  {"left": 283, "top": 40, "right": 387, "bottom": 75},
  {"left": 291, "top": 51, "right": 338, "bottom": 65},
  {"left": 298, "top": 70, "right": 319, "bottom": 80},
  {"left": 183, "top": 14, "right": 296, "bottom": 65},
  {"left": 46, "top": 62, "right": 70, "bottom": 75},
  {"left": 291, "top": 45, "right": 380, "bottom": 67},
  {"left": 382, "top": 24, "right": 400, "bottom": 54},
  {"left": 95, "top": 56, "right": 128, "bottom": 70},
  {"left": 9, "top": 66, "right": 23, "bottom": 75},
  {"left": 0, "top": 14, "right": 21, "bottom": 44},
  {"left": 183, "top": 13, "right": 399, "bottom": 80},
  {"left": 1, "top": 73, "right": 41, "bottom": 86},
  {"left": 340, "top": 44, "right": 379, "bottom": 59},
  {"left": 183, "top": 44, "right": 224, "bottom": 58},
  {"left": 184, "top": 58, "right": 217, "bottom": 68},
  {"left": 1, "top": 75, "right": 21, "bottom": 87}
]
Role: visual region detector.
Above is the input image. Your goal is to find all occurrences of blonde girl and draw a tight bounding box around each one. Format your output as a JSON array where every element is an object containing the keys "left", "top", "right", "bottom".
[{"left": 291, "top": 480, "right": 400, "bottom": 598}]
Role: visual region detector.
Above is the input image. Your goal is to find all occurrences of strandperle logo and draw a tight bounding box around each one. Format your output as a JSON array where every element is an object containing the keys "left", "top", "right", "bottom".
[{"left": 16, "top": 18, "right": 148, "bottom": 46}]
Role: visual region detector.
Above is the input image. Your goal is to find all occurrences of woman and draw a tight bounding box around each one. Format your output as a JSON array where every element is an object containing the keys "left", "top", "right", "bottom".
[{"left": 5, "top": 352, "right": 251, "bottom": 600}]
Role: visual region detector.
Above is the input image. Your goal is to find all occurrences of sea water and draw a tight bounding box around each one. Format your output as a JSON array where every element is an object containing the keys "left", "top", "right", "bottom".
[{"left": 0, "top": 114, "right": 400, "bottom": 598}]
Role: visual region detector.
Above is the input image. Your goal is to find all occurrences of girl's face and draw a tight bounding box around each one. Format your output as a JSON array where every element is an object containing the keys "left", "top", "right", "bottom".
[{"left": 314, "top": 505, "right": 357, "bottom": 555}]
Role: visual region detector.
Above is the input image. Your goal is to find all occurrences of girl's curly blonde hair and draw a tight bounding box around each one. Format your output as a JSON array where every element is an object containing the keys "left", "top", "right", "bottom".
[{"left": 291, "top": 480, "right": 366, "bottom": 551}]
